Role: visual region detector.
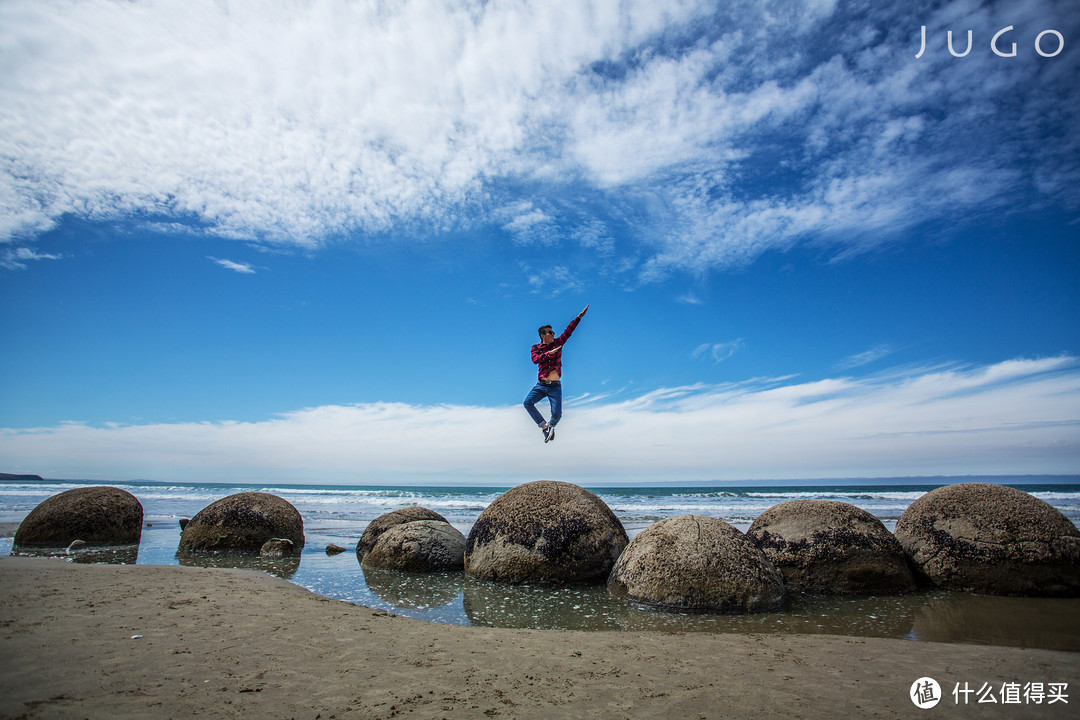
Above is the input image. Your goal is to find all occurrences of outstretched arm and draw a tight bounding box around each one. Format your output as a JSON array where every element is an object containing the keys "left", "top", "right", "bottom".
[{"left": 555, "top": 304, "right": 589, "bottom": 345}]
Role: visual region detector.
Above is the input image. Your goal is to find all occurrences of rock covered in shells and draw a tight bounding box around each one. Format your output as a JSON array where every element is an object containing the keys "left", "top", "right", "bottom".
[
  {"left": 356, "top": 506, "right": 449, "bottom": 559},
  {"left": 747, "top": 499, "right": 915, "bottom": 594},
  {"left": 465, "top": 481, "right": 628, "bottom": 584},
  {"left": 13, "top": 486, "right": 143, "bottom": 548},
  {"left": 608, "top": 514, "right": 785, "bottom": 613},
  {"left": 178, "top": 492, "right": 305, "bottom": 554},
  {"left": 362, "top": 520, "right": 466, "bottom": 572},
  {"left": 894, "top": 483, "right": 1080, "bottom": 596}
]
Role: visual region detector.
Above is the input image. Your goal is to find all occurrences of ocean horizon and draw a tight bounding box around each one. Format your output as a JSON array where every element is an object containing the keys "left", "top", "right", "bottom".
[
  {"left": 3, "top": 473, "right": 1079, "bottom": 532},
  {"left": 8, "top": 472, "right": 1079, "bottom": 486}
]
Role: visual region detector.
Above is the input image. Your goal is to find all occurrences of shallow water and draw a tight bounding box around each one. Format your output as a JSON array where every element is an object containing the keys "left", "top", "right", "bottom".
[
  {"left": 6, "top": 519, "right": 1079, "bottom": 652},
  {"left": 4, "top": 478, "right": 1080, "bottom": 651}
]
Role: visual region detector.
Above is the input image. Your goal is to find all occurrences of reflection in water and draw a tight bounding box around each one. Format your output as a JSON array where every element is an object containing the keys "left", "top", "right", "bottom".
[
  {"left": 463, "top": 578, "right": 627, "bottom": 630},
  {"left": 910, "top": 591, "right": 1080, "bottom": 651},
  {"left": 12, "top": 544, "right": 139, "bottom": 565},
  {"left": 361, "top": 565, "right": 465, "bottom": 609},
  {"left": 457, "top": 580, "right": 925, "bottom": 636},
  {"left": 453, "top": 577, "right": 1080, "bottom": 650},
  {"left": 176, "top": 551, "right": 300, "bottom": 579},
  {"left": 6, "top": 529, "right": 1077, "bottom": 651}
]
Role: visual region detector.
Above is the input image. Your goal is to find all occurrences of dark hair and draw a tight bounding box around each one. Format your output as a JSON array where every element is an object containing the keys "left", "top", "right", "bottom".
[{"left": 538, "top": 324, "right": 553, "bottom": 339}]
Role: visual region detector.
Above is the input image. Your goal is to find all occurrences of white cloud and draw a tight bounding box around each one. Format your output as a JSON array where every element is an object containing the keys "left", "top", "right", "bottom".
[
  {"left": 835, "top": 344, "right": 895, "bottom": 371},
  {"left": 208, "top": 257, "right": 257, "bottom": 274},
  {"left": 497, "top": 201, "right": 559, "bottom": 244},
  {"left": 503, "top": 209, "right": 552, "bottom": 233},
  {"left": 692, "top": 339, "right": 744, "bottom": 364},
  {"left": 0, "top": 0, "right": 709, "bottom": 244},
  {"left": 0, "top": 0, "right": 1075, "bottom": 279},
  {"left": 3, "top": 356, "right": 1076, "bottom": 484},
  {"left": 520, "top": 263, "right": 583, "bottom": 296},
  {"left": 0, "top": 246, "right": 62, "bottom": 270}
]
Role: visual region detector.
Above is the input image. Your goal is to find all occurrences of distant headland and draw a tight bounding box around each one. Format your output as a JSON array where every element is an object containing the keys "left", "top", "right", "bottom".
[{"left": 0, "top": 473, "right": 45, "bottom": 482}]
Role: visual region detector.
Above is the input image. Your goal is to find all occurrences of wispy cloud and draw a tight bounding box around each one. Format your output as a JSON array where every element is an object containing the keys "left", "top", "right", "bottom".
[
  {"left": 497, "top": 201, "right": 559, "bottom": 245},
  {"left": 692, "top": 339, "right": 745, "bottom": 364},
  {"left": 208, "top": 257, "right": 257, "bottom": 275},
  {"left": 835, "top": 344, "right": 896, "bottom": 371},
  {"left": 4, "top": 356, "right": 1075, "bottom": 483},
  {"left": 0, "top": 247, "right": 62, "bottom": 270},
  {"left": 521, "top": 263, "right": 582, "bottom": 296},
  {"left": 0, "top": 0, "right": 706, "bottom": 245},
  {"left": 1, "top": 1, "right": 1074, "bottom": 279}
]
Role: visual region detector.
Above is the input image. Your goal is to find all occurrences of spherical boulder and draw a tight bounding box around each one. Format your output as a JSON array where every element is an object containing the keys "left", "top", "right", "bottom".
[
  {"left": 894, "top": 483, "right": 1080, "bottom": 596},
  {"left": 362, "top": 520, "right": 466, "bottom": 572},
  {"left": 356, "top": 506, "right": 449, "bottom": 559},
  {"left": 747, "top": 499, "right": 915, "bottom": 594},
  {"left": 13, "top": 486, "right": 143, "bottom": 548},
  {"left": 608, "top": 515, "right": 785, "bottom": 613},
  {"left": 178, "top": 492, "right": 305, "bottom": 554},
  {"left": 465, "top": 481, "right": 628, "bottom": 584}
]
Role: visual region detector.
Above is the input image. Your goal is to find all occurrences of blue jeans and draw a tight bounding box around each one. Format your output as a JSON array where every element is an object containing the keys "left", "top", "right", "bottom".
[{"left": 524, "top": 380, "right": 562, "bottom": 428}]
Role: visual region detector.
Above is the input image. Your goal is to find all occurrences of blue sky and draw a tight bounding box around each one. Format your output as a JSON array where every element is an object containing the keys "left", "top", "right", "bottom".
[{"left": 1, "top": 0, "right": 1078, "bottom": 484}]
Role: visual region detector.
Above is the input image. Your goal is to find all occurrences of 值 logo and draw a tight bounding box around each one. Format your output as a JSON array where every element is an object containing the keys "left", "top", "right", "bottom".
[{"left": 911, "top": 677, "right": 942, "bottom": 709}]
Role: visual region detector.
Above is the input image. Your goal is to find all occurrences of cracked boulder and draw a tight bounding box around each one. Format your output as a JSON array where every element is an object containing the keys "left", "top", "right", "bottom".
[
  {"left": 894, "top": 483, "right": 1080, "bottom": 596},
  {"left": 356, "top": 506, "right": 449, "bottom": 559},
  {"left": 747, "top": 499, "right": 915, "bottom": 594},
  {"left": 465, "top": 481, "right": 628, "bottom": 584},
  {"left": 13, "top": 486, "right": 143, "bottom": 549},
  {"left": 608, "top": 514, "right": 785, "bottom": 613},
  {"left": 362, "top": 520, "right": 466, "bottom": 572},
  {"left": 178, "top": 492, "right": 305, "bottom": 554}
]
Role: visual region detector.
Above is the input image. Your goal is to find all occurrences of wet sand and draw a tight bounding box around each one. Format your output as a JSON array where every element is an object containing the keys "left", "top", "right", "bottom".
[{"left": 1, "top": 556, "right": 1077, "bottom": 719}]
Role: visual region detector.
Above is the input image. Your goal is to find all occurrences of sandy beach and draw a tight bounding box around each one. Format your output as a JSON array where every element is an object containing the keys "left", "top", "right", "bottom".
[{"left": 0, "top": 556, "right": 1076, "bottom": 719}]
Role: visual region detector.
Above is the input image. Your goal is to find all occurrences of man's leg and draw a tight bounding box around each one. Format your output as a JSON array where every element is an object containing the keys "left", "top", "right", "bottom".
[
  {"left": 523, "top": 383, "right": 549, "bottom": 428},
  {"left": 547, "top": 382, "right": 563, "bottom": 427}
]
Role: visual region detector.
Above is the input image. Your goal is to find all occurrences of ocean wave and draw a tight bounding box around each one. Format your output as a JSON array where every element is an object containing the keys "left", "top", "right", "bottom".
[{"left": 2, "top": 481, "right": 1076, "bottom": 530}]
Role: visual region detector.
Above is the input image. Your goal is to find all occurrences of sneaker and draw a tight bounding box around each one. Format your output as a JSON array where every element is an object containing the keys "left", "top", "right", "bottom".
[{"left": 544, "top": 424, "right": 556, "bottom": 443}]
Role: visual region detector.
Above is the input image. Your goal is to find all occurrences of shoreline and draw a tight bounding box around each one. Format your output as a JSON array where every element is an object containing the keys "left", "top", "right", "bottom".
[{"left": 2, "top": 557, "right": 1077, "bottom": 719}]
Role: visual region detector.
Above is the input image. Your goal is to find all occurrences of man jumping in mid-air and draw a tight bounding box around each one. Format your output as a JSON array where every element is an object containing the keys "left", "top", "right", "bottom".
[{"left": 524, "top": 305, "right": 589, "bottom": 443}]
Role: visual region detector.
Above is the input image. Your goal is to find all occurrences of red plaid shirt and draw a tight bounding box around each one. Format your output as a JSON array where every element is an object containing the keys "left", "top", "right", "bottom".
[{"left": 531, "top": 315, "right": 582, "bottom": 381}]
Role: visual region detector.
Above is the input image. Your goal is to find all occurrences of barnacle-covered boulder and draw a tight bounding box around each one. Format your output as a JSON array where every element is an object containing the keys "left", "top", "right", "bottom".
[
  {"left": 356, "top": 506, "right": 448, "bottom": 559},
  {"left": 13, "top": 486, "right": 143, "bottom": 549},
  {"left": 747, "top": 499, "right": 915, "bottom": 594},
  {"left": 608, "top": 515, "right": 785, "bottom": 613},
  {"left": 362, "top": 520, "right": 465, "bottom": 572},
  {"left": 178, "top": 492, "right": 304, "bottom": 554},
  {"left": 465, "top": 481, "right": 628, "bottom": 584},
  {"left": 894, "top": 483, "right": 1080, "bottom": 596}
]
